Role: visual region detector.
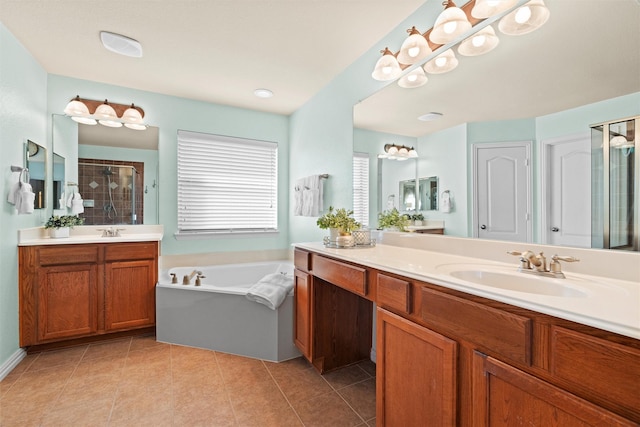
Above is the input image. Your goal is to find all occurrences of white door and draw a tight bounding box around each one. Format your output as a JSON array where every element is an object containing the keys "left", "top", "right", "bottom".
[
  {"left": 543, "top": 134, "right": 591, "bottom": 247},
  {"left": 474, "top": 143, "right": 531, "bottom": 242}
]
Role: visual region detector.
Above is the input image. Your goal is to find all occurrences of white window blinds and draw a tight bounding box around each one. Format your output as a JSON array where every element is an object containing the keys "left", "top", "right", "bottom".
[
  {"left": 177, "top": 130, "right": 278, "bottom": 234},
  {"left": 353, "top": 152, "right": 370, "bottom": 227}
]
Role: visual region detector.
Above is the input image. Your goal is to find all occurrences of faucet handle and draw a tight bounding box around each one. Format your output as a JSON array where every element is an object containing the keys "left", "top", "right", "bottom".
[
  {"left": 170, "top": 273, "right": 178, "bottom": 284},
  {"left": 552, "top": 255, "right": 580, "bottom": 263},
  {"left": 507, "top": 250, "right": 524, "bottom": 256}
]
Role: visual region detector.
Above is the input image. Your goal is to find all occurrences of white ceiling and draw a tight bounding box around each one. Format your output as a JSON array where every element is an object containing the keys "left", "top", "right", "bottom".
[
  {"left": 355, "top": 0, "right": 640, "bottom": 137},
  {"left": 0, "top": 0, "right": 425, "bottom": 116}
]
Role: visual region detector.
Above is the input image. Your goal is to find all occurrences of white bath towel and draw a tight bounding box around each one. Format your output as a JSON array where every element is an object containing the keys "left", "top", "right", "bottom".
[
  {"left": 246, "top": 273, "right": 294, "bottom": 310},
  {"left": 441, "top": 191, "right": 452, "bottom": 213},
  {"left": 8, "top": 182, "right": 35, "bottom": 214},
  {"left": 295, "top": 174, "right": 323, "bottom": 217},
  {"left": 293, "top": 178, "right": 304, "bottom": 216}
]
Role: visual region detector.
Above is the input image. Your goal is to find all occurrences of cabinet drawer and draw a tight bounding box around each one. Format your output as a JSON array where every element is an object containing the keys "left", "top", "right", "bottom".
[
  {"left": 377, "top": 273, "right": 411, "bottom": 314},
  {"left": 38, "top": 245, "right": 99, "bottom": 266},
  {"left": 312, "top": 255, "right": 367, "bottom": 297},
  {"left": 294, "top": 249, "right": 311, "bottom": 272},
  {"left": 105, "top": 242, "right": 157, "bottom": 261},
  {"left": 421, "top": 287, "right": 532, "bottom": 365},
  {"left": 550, "top": 326, "right": 640, "bottom": 418}
]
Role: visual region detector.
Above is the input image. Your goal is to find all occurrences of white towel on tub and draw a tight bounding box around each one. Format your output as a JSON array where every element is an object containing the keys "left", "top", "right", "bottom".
[{"left": 246, "top": 273, "right": 294, "bottom": 310}]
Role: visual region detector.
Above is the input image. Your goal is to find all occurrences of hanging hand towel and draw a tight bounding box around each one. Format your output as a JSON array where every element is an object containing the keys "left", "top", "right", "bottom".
[
  {"left": 70, "top": 192, "right": 84, "bottom": 215},
  {"left": 300, "top": 174, "right": 323, "bottom": 217},
  {"left": 7, "top": 181, "right": 20, "bottom": 205},
  {"left": 441, "top": 191, "right": 452, "bottom": 213},
  {"left": 293, "top": 178, "right": 304, "bottom": 216}
]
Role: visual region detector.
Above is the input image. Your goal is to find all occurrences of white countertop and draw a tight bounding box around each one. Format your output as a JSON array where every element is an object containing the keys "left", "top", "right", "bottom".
[
  {"left": 18, "top": 225, "right": 164, "bottom": 246},
  {"left": 294, "top": 241, "right": 640, "bottom": 340}
]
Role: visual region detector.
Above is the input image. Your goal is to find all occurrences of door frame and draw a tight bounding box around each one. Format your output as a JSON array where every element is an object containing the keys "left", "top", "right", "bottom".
[
  {"left": 539, "top": 132, "right": 590, "bottom": 245},
  {"left": 472, "top": 141, "right": 532, "bottom": 241}
]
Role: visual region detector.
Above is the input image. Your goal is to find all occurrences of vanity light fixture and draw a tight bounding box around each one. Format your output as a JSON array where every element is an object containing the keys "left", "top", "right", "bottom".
[
  {"left": 458, "top": 25, "right": 499, "bottom": 56},
  {"left": 398, "top": 67, "right": 428, "bottom": 88},
  {"left": 372, "top": 48, "right": 402, "bottom": 81},
  {"left": 397, "top": 27, "right": 432, "bottom": 65},
  {"left": 423, "top": 49, "right": 459, "bottom": 74},
  {"left": 371, "top": 0, "right": 550, "bottom": 87},
  {"left": 378, "top": 144, "right": 419, "bottom": 161},
  {"left": 63, "top": 97, "right": 147, "bottom": 130},
  {"left": 429, "top": 1, "right": 472, "bottom": 45},
  {"left": 498, "top": 0, "right": 550, "bottom": 36}
]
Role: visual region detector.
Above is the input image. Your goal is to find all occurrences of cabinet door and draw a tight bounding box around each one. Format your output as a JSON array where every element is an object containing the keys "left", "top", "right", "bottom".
[
  {"left": 104, "top": 259, "right": 156, "bottom": 331},
  {"left": 377, "top": 308, "right": 457, "bottom": 426},
  {"left": 293, "top": 269, "right": 313, "bottom": 361},
  {"left": 472, "top": 352, "right": 636, "bottom": 426},
  {"left": 37, "top": 264, "right": 98, "bottom": 342}
]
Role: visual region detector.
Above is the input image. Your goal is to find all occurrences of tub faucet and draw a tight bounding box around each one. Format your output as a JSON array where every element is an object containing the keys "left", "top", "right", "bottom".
[
  {"left": 195, "top": 273, "right": 206, "bottom": 286},
  {"left": 170, "top": 273, "right": 178, "bottom": 284},
  {"left": 507, "top": 250, "right": 579, "bottom": 278},
  {"left": 182, "top": 270, "right": 201, "bottom": 285}
]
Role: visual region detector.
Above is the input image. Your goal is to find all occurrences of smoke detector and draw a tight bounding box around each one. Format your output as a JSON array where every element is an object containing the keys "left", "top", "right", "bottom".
[{"left": 100, "top": 31, "right": 143, "bottom": 58}]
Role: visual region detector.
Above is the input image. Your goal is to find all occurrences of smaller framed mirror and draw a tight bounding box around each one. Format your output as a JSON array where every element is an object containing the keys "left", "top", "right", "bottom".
[
  {"left": 418, "top": 176, "right": 438, "bottom": 211},
  {"left": 25, "top": 140, "right": 46, "bottom": 209},
  {"left": 53, "top": 152, "right": 65, "bottom": 210},
  {"left": 399, "top": 179, "right": 417, "bottom": 211}
]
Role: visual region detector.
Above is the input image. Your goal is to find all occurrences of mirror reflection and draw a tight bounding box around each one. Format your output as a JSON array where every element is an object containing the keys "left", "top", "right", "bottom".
[
  {"left": 52, "top": 152, "right": 65, "bottom": 210},
  {"left": 51, "top": 114, "right": 159, "bottom": 225},
  {"left": 355, "top": 1, "right": 640, "bottom": 250},
  {"left": 26, "top": 140, "right": 46, "bottom": 209}
]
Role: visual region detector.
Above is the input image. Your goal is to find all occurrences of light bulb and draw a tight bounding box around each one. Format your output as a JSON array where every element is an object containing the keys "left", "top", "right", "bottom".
[
  {"left": 407, "top": 74, "right": 418, "bottom": 82},
  {"left": 443, "top": 21, "right": 457, "bottom": 34},
  {"left": 515, "top": 6, "right": 532, "bottom": 24},
  {"left": 472, "top": 34, "right": 486, "bottom": 47},
  {"left": 435, "top": 57, "right": 447, "bottom": 67},
  {"left": 408, "top": 47, "right": 420, "bottom": 57},
  {"left": 388, "top": 146, "right": 398, "bottom": 155},
  {"left": 382, "top": 66, "right": 392, "bottom": 75}
]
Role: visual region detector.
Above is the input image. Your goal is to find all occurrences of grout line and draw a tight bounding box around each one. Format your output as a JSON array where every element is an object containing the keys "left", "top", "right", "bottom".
[
  {"left": 262, "top": 359, "right": 306, "bottom": 426},
  {"left": 212, "top": 350, "right": 241, "bottom": 426},
  {"left": 105, "top": 336, "right": 133, "bottom": 426}
]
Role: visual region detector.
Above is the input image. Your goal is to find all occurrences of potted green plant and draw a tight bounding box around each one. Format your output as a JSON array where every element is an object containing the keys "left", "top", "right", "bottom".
[
  {"left": 412, "top": 213, "right": 425, "bottom": 226},
  {"left": 317, "top": 206, "right": 361, "bottom": 242},
  {"left": 378, "top": 208, "right": 410, "bottom": 232},
  {"left": 45, "top": 214, "right": 84, "bottom": 238}
]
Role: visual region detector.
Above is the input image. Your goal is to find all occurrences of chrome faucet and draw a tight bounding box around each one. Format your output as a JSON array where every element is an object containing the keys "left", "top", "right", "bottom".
[
  {"left": 98, "top": 227, "right": 124, "bottom": 237},
  {"left": 507, "top": 250, "right": 579, "bottom": 278}
]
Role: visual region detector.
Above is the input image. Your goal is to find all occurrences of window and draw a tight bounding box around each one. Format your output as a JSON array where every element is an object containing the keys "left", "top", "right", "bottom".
[
  {"left": 353, "top": 152, "right": 370, "bottom": 227},
  {"left": 177, "top": 130, "right": 278, "bottom": 236}
]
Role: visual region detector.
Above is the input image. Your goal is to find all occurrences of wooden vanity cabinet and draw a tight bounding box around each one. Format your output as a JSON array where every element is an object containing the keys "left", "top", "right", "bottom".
[{"left": 19, "top": 241, "right": 158, "bottom": 348}]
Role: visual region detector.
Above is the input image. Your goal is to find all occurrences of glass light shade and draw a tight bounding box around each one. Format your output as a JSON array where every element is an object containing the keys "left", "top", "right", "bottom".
[
  {"left": 397, "top": 27, "right": 432, "bottom": 65},
  {"left": 498, "top": 0, "right": 550, "bottom": 36},
  {"left": 71, "top": 116, "right": 97, "bottom": 125},
  {"left": 458, "top": 25, "right": 500, "bottom": 56},
  {"left": 429, "top": 4, "right": 472, "bottom": 45},
  {"left": 94, "top": 102, "right": 118, "bottom": 120},
  {"left": 387, "top": 146, "right": 399, "bottom": 155},
  {"left": 471, "top": 0, "right": 518, "bottom": 19},
  {"left": 610, "top": 135, "right": 633, "bottom": 149},
  {"left": 372, "top": 48, "right": 402, "bottom": 81},
  {"left": 408, "top": 149, "right": 418, "bottom": 158},
  {"left": 398, "top": 147, "right": 409, "bottom": 155},
  {"left": 424, "top": 49, "right": 459, "bottom": 74},
  {"left": 64, "top": 98, "right": 90, "bottom": 116},
  {"left": 98, "top": 119, "right": 123, "bottom": 128},
  {"left": 122, "top": 105, "right": 143, "bottom": 123},
  {"left": 124, "top": 123, "right": 147, "bottom": 131},
  {"left": 398, "top": 67, "right": 428, "bottom": 88}
]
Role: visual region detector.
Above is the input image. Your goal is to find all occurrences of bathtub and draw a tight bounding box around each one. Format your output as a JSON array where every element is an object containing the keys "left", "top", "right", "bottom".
[{"left": 156, "top": 261, "right": 300, "bottom": 362}]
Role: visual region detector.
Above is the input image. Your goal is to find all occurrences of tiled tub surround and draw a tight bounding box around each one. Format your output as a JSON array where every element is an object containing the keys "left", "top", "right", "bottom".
[
  {"left": 0, "top": 336, "right": 376, "bottom": 426},
  {"left": 296, "top": 232, "right": 640, "bottom": 340}
]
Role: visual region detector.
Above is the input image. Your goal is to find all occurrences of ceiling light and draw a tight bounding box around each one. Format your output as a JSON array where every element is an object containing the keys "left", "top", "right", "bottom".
[
  {"left": 397, "top": 27, "right": 432, "bottom": 65},
  {"left": 418, "top": 112, "right": 443, "bottom": 121},
  {"left": 424, "top": 49, "right": 458, "bottom": 74},
  {"left": 378, "top": 144, "right": 418, "bottom": 160},
  {"left": 498, "top": 0, "right": 550, "bottom": 36},
  {"left": 429, "top": 1, "right": 472, "bottom": 45},
  {"left": 254, "top": 88, "right": 274, "bottom": 98},
  {"left": 471, "top": 0, "right": 518, "bottom": 19},
  {"left": 458, "top": 25, "right": 500, "bottom": 56},
  {"left": 372, "top": 48, "right": 402, "bottom": 81},
  {"left": 100, "top": 31, "right": 143, "bottom": 58},
  {"left": 398, "top": 67, "right": 428, "bottom": 88}
]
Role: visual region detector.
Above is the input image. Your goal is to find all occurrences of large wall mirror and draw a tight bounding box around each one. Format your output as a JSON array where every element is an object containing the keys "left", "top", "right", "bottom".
[
  {"left": 354, "top": 1, "right": 640, "bottom": 250},
  {"left": 51, "top": 114, "right": 159, "bottom": 225}
]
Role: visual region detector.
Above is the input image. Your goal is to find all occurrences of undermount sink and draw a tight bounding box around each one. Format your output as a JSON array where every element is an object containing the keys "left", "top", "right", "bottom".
[{"left": 436, "top": 264, "right": 589, "bottom": 298}]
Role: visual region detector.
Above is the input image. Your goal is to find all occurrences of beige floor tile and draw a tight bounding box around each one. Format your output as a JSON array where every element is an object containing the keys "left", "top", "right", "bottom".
[
  {"left": 269, "top": 363, "right": 333, "bottom": 406},
  {"left": 338, "top": 378, "right": 376, "bottom": 421},
  {"left": 83, "top": 338, "right": 131, "bottom": 360},
  {"left": 173, "top": 399, "right": 236, "bottom": 426},
  {"left": 54, "top": 373, "right": 120, "bottom": 410},
  {"left": 110, "top": 387, "right": 172, "bottom": 423},
  {"left": 40, "top": 396, "right": 113, "bottom": 427},
  {"left": 356, "top": 360, "right": 376, "bottom": 377},
  {"left": 26, "top": 345, "right": 87, "bottom": 371},
  {"left": 294, "top": 390, "right": 364, "bottom": 427},
  {"left": 322, "top": 364, "right": 371, "bottom": 390},
  {"left": 216, "top": 353, "right": 274, "bottom": 393},
  {"left": 109, "top": 408, "right": 174, "bottom": 427},
  {"left": 0, "top": 386, "right": 61, "bottom": 426},
  {"left": 129, "top": 334, "right": 167, "bottom": 352},
  {"left": 229, "top": 379, "right": 302, "bottom": 426}
]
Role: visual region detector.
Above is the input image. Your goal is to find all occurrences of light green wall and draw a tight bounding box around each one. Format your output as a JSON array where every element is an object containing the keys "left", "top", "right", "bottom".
[
  {"left": 47, "top": 74, "right": 290, "bottom": 255},
  {"left": 0, "top": 23, "right": 48, "bottom": 367}
]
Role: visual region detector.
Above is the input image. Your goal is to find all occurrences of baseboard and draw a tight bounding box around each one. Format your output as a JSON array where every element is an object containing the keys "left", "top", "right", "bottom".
[{"left": 0, "top": 348, "right": 26, "bottom": 381}]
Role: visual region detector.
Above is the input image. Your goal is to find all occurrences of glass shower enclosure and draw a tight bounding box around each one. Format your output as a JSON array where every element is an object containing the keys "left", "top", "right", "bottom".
[{"left": 591, "top": 116, "right": 639, "bottom": 251}]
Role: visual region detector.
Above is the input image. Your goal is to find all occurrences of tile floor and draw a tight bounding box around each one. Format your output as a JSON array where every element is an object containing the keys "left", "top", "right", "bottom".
[{"left": 0, "top": 336, "right": 376, "bottom": 426}]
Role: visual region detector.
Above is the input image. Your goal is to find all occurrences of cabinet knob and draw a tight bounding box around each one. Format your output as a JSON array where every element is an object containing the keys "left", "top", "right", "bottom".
[{"left": 480, "top": 225, "right": 487, "bottom": 230}]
